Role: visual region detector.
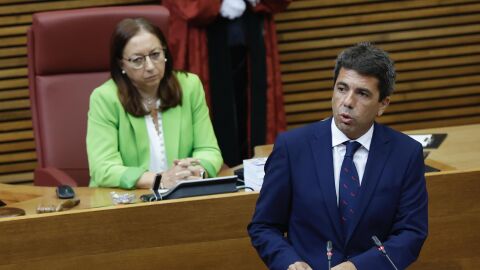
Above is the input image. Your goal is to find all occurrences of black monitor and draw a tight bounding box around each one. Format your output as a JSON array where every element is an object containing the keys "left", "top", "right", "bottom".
[{"left": 140, "top": 175, "right": 238, "bottom": 202}]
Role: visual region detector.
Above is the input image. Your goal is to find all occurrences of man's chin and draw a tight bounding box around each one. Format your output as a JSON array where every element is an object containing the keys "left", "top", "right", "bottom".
[
  {"left": 337, "top": 123, "right": 358, "bottom": 139},
  {"left": 335, "top": 118, "right": 354, "bottom": 128}
]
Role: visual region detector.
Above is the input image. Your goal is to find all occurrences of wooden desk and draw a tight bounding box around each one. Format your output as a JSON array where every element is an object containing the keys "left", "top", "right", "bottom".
[
  {"left": 0, "top": 184, "right": 264, "bottom": 269},
  {"left": 407, "top": 123, "right": 480, "bottom": 171},
  {"left": 1, "top": 168, "right": 479, "bottom": 270},
  {"left": 0, "top": 184, "right": 142, "bottom": 215}
]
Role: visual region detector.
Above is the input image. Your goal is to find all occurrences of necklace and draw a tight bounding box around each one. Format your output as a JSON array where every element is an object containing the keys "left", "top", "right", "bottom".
[
  {"left": 143, "top": 96, "right": 157, "bottom": 111},
  {"left": 143, "top": 97, "right": 161, "bottom": 136},
  {"left": 150, "top": 108, "right": 161, "bottom": 136}
]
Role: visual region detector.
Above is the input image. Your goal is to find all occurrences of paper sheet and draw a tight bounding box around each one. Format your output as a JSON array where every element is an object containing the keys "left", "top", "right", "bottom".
[
  {"left": 408, "top": 134, "right": 433, "bottom": 147},
  {"left": 243, "top": 157, "right": 267, "bottom": 191}
]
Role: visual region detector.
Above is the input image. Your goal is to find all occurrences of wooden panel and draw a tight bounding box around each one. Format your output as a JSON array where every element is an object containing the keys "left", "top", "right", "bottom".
[
  {"left": 280, "top": 34, "right": 480, "bottom": 62},
  {"left": 0, "top": 57, "right": 27, "bottom": 68},
  {"left": 0, "top": 88, "right": 29, "bottom": 100},
  {"left": 0, "top": 0, "right": 157, "bottom": 184},
  {"left": 276, "top": 0, "right": 480, "bottom": 131},
  {"left": 0, "top": 172, "right": 33, "bottom": 184},
  {"left": 0, "top": 110, "right": 31, "bottom": 122},
  {"left": 0, "top": 47, "right": 26, "bottom": 57},
  {"left": 0, "top": 141, "right": 35, "bottom": 153},
  {"left": 279, "top": 14, "right": 480, "bottom": 43},
  {"left": 277, "top": 2, "right": 480, "bottom": 31},
  {"left": 0, "top": 0, "right": 157, "bottom": 16},
  {"left": 410, "top": 169, "right": 480, "bottom": 269},
  {"left": 0, "top": 120, "right": 31, "bottom": 132},
  {"left": 0, "top": 78, "right": 28, "bottom": 89},
  {"left": 0, "top": 161, "right": 36, "bottom": 174},
  {"left": 0, "top": 36, "right": 27, "bottom": 48},
  {"left": 276, "top": 0, "right": 478, "bottom": 22}
]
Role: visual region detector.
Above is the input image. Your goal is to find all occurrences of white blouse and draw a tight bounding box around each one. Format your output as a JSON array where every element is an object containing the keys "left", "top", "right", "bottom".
[{"left": 145, "top": 100, "right": 168, "bottom": 173}]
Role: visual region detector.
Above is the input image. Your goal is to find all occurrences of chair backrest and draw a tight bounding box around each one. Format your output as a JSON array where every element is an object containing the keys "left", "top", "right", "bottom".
[{"left": 28, "top": 5, "right": 170, "bottom": 186}]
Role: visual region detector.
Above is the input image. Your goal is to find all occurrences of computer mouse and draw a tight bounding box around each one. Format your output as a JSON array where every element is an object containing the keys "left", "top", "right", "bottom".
[{"left": 56, "top": 185, "right": 75, "bottom": 199}]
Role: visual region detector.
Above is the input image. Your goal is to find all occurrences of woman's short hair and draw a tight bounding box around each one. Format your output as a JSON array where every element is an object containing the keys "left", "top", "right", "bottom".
[
  {"left": 333, "top": 42, "right": 396, "bottom": 101},
  {"left": 110, "top": 17, "right": 181, "bottom": 116}
]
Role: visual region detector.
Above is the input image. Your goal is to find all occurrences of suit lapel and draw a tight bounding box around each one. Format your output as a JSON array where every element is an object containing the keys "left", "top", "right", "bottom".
[
  {"left": 162, "top": 105, "right": 181, "bottom": 166},
  {"left": 309, "top": 119, "right": 344, "bottom": 244},
  {"left": 345, "top": 123, "right": 391, "bottom": 243},
  {"left": 127, "top": 113, "right": 149, "bottom": 166}
]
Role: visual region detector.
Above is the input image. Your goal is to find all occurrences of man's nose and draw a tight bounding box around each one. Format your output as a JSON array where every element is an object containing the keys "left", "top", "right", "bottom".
[{"left": 343, "top": 91, "right": 355, "bottom": 108}]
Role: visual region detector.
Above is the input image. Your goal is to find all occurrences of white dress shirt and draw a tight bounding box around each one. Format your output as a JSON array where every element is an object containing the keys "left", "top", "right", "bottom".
[
  {"left": 145, "top": 100, "right": 168, "bottom": 173},
  {"left": 331, "top": 120, "right": 374, "bottom": 205}
]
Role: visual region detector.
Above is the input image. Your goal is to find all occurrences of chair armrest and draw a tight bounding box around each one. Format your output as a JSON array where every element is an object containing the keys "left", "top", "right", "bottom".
[{"left": 34, "top": 167, "right": 78, "bottom": 187}]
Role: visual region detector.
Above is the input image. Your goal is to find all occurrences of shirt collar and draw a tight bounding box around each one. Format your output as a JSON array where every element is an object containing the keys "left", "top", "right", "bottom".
[{"left": 331, "top": 120, "right": 374, "bottom": 151}]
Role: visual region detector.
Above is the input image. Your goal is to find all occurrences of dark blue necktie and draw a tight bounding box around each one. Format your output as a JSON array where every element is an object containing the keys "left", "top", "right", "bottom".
[{"left": 339, "top": 141, "right": 362, "bottom": 235}]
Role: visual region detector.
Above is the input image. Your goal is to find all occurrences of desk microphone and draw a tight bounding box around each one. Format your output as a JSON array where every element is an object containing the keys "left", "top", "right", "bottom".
[
  {"left": 371, "top": 235, "right": 399, "bottom": 270},
  {"left": 326, "top": 240, "right": 333, "bottom": 270}
]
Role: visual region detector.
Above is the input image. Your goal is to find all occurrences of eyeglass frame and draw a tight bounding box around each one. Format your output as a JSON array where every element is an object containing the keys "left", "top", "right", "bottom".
[{"left": 123, "top": 48, "right": 166, "bottom": 70}]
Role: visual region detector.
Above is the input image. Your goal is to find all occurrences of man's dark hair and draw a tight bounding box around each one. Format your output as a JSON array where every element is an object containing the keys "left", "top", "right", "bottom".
[{"left": 333, "top": 42, "right": 395, "bottom": 101}]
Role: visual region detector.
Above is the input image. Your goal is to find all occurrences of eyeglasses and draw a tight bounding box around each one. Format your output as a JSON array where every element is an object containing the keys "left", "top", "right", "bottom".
[{"left": 124, "top": 50, "right": 165, "bottom": 70}]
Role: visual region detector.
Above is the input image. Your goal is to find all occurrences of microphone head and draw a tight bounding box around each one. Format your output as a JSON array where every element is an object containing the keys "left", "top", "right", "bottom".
[
  {"left": 372, "top": 235, "right": 382, "bottom": 247},
  {"left": 326, "top": 240, "right": 333, "bottom": 260},
  {"left": 326, "top": 241, "right": 332, "bottom": 251}
]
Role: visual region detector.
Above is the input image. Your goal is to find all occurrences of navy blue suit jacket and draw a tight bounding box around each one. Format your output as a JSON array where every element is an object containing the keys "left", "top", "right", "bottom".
[{"left": 248, "top": 119, "right": 428, "bottom": 270}]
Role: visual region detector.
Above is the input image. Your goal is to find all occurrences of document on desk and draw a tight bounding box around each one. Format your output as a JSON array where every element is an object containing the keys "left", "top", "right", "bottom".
[
  {"left": 243, "top": 157, "right": 267, "bottom": 191},
  {"left": 409, "top": 134, "right": 433, "bottom": 147}
]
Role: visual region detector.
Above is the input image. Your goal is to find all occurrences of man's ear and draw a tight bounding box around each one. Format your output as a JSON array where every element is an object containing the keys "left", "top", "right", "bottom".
[{"left": 377, "top": 96, "right": 390, "bottom": 117}]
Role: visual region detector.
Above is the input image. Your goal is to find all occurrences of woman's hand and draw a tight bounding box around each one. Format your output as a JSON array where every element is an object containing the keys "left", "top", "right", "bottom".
[
  {"left": 161, "top": 158, "right": 206, "bottom": 188},
  {"left": 174, "top": 158, "right": 206, "bottom": 178},
  {"left": 161, "top": 164, "right": 194, "bottom": 188},
  {"left": 136, "top": 158, "right": 207, "bottom": 189}
]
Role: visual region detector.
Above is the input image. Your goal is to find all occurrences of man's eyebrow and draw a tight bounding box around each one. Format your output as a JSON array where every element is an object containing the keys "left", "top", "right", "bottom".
[{"left": 357, "top": 87, "right": 372, "bottom": 94}]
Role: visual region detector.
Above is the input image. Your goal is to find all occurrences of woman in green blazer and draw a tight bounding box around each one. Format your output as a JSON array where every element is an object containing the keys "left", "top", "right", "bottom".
[{"left": 87, "top": 18, "right": 222, "bottom": 189}]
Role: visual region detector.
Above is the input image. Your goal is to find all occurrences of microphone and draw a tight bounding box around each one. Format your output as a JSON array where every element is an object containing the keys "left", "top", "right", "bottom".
[
  {"left": 326, "top": 240, "right": 333, "bottom": 270},
  {"left": 371, "top": 235, "right": 399, "bottom": 270}
]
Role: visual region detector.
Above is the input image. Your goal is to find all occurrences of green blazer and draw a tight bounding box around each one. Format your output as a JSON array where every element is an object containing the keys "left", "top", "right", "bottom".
[{"left": 87, "top": 72, "right": 223, "bottom": 189}]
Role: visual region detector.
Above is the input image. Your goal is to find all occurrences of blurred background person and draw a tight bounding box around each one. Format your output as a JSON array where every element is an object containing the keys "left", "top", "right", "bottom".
[{"left": 163, "top": 0, "right": 291, "bottom": 166}]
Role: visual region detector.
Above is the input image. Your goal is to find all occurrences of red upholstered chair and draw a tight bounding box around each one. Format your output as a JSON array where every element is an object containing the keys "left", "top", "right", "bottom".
[{"left": 28, "top": 5, "right": 170, "bottom": 186}]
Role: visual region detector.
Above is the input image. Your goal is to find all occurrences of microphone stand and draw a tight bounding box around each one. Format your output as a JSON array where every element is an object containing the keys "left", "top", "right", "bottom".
[
  {"left": 371, "top": 235, "right": 399, "bottom": 270},
  {"left": 326, "top": 241, "right": 333, "bottom": 270}
]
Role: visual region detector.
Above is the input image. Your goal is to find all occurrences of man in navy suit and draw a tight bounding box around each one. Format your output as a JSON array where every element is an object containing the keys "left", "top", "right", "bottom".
[{"left": 248, "top": 43, "right": 428, "bottom": 270}]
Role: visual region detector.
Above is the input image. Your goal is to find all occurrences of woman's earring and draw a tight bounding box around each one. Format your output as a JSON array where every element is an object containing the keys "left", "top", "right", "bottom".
[
  {"left": 122, "top": 70, "right": 126, "bottom": 74},
  {"left": 164, "top": 58, "right": 167, "bottom": 62}
]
